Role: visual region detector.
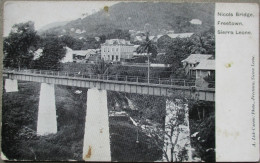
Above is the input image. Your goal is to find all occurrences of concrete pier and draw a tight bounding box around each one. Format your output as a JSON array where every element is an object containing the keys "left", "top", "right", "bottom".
[
  {"left": 82, "top": 89, "right": 111, "bottom": 161},
  {"left": 37, "top": 83, "right": 57, "bottom": 135},
  {"left": 5, "top": 79, "right": 18, "bottom": 92}
]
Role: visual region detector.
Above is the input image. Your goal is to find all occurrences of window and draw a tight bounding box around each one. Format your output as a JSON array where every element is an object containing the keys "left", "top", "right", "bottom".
[
  {"left": 108, "top": 48, "right": 110, "bottom": 52},
  {"left": 112, "top": 48, "right": 114, "bottom": 52},
  {"left": 116, "top": 48, "right": 118, "bottom": 52},
  {"left": 108, "top": 55, "right": 110, "bottom": 59},
  {"left": 112, "top": 55, "right": 114, "bottom": 60},
  {"left": 104, "top": 48, "right": 106, "bottom": 52},
  {"left": 116, "top": 56, "right": 118, "bottom": 61}
]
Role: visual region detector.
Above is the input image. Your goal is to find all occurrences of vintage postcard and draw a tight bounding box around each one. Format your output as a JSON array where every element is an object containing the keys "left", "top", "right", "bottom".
[{"left": 0, "top": 0, "right": 259, "bottom": 162}]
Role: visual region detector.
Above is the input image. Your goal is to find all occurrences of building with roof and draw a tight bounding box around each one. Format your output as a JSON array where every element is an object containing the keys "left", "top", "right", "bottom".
[
  {"left": 61, "top": 47, "right": 99, "bottom": 63},
  {"left": 101, "top": 39, "right": 137, "bottom": 62},
  {"left": 181, "top": 54, "right": 213, "bottom": 77},
  {"left": 33, "top": 48, "right": 43, "bottom": 60},
  {"left": 195, "top": 59, "right": 215, "bottom": 79},
  {"left": 167, "top": 33, "right": 194, "bottom": 39}
]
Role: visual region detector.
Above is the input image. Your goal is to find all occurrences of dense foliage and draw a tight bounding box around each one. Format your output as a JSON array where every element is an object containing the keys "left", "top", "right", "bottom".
[
  {"left": 3, "top": 21, "right": 39, "bottom": 69},
  {"left": 2, "top": 82, "right": 164, "bottom": 161},
  {"left": 107, "top": 91, "right": 215, "bottom": 161},
  {"left": 189, "top": 101, "right": 215, "bottom": 162},
  {"left": 2, "top": 82, "right": 87, "bottom": 160},
  {"left": 32, "top": 36, "right": 66, "bottom": 70}
]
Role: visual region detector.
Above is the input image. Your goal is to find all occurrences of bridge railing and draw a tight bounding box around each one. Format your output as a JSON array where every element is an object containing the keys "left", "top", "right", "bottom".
[{"left": 3, "top": 68, "right": 198, "bottom": 87}]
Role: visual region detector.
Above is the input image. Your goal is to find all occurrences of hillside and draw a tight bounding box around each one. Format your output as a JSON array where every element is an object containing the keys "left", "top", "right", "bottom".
[
  {"left": 38, "top": 21, "right": 69, "bottom": 32},
  {"left": 40, "top": 2, "right": 215, "bottom": 38}
]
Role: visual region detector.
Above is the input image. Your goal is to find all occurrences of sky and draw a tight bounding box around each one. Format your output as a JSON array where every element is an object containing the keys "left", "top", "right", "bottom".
[{"left": 3, "top": 1, "right": 119, "bottom": 36}]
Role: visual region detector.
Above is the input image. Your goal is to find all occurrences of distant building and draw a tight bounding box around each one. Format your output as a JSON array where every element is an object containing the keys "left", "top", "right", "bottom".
[
  {"left": 75, "top": 29, "right": 82, "bottom": 34},
  {"left": 101, "top": 39, "right": 137, "bottom": 62},
  {"left": 134, "top": 36, "right": 144, "bottom": 42},
  {"left": 166, "top": 30, "right": 175, "bottom": 34},
  {"left": 87, "top": 49, "right": 101, "bottom": 64},
  {"left": 95, "top": 37, "right": 100, "bottom": 42},
  {"left": 167, "top": 33, "right": 194, "bottom": 39},
  {"left": 190, "top": 19, "right": 202, "bottom": 25},
  {"left": 61, "top": 47, "right": 99, "bottom": 63},
  {"left": 33, "top": 49, "right": 43, "bottom": 60},
  {"left": 195, "top": 59, "right": 215, "bottom": 79},
  {"left": 181, "top": 54, "right": 213, "bottom": 77}
]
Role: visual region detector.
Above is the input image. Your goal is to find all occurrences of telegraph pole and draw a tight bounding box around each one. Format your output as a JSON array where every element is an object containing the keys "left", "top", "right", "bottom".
[{"left": 147, "top": 53, "right": 150, "bottom": 84}]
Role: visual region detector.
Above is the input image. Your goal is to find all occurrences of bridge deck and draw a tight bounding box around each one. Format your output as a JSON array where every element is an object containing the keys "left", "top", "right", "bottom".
[{"left": 3, "top": 69, "right": 215, "bottom": 101}]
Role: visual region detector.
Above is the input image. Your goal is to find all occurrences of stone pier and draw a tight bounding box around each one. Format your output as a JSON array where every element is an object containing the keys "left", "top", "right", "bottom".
[
  {"left": 82, "top": 89, "right": 111, "bottom": 161},
  {"left": 5, "top": 79, "right": 18, "bottom": 92},
  {"left": 37, "top": 83, "right": 57, "bottom": 135}
]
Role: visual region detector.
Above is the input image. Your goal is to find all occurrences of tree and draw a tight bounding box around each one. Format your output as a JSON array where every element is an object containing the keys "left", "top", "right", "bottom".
[
  {"left": 106, "top": 29, "right": 131, "bottom": 40},
  {"left": 32, "top": 36, "right": 66, "bottom": 70},
  {"left": 136, "top": 32, "right": 157, "bottom": 58},
  {"left": 160, "top": 37, "right": 192, "bottom": 72},
  {"left": 189, "top": 28, "right": 215, "bottom": 55},
  {"left": 157, "top": 35, "right": 173, "bottom": 52},
  {"left": 90, "top": 58, "right": 108, "bottom": 74},
  {"left": 3, "top": 21, "right": 39, "bottom": 69},
  {"left": 127, "top": 92, "right": 192, "bottom": 162},
  {"left": 156, "top": 28, "right": 215, "bottom": 77},
  {"left": 59, "top": 35, "right": 84, "bottom": 50}
]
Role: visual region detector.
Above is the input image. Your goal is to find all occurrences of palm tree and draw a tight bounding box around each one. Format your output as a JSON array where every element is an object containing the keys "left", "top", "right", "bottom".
[{"left": 136, "top": 32, "right": 157, "bottom": 83}]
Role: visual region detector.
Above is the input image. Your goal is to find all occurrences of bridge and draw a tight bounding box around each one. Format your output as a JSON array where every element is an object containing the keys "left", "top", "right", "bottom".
[
  {"left": 3, "top": 69, "right": 215, "bottom": 101},
  {"left": 3, "top": 68, "right": 215, "bottom": 161}
]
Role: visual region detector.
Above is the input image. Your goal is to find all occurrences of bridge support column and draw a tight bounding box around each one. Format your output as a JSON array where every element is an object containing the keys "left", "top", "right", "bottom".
[
  {"left": 37, "top": 83, "right": 57, "bottom": 135},
  {"left": 4, "top": 79, "right": 18, "bottom": 92},
  {"left": 82, "top": 89, "right": 111, "bottom": 161},
  {"left": 163, "top": 100, "right": 193, "bottom": 162}
]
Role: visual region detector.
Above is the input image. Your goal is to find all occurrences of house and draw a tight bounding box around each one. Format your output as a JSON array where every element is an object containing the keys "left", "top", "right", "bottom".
[
  {"left": 181, "top": 54, "right": 213, "bottom": 77},
  {"left": 33, "top": 48, "right": 43, "bottom": 60},
  {"left": 134, "top": 36, "right": 143, "bottom": 42},
  {"left": 61, "top": 47, "right": 99, "bottom": 63},
  {"left": 194, "top": 59, "right": 215, "bottom": 88},
  {"left": 95, "top": 37, "right": 100, "bottom": 41},
  {"left": 167, "top": 33, "right": 194, "bottom": 39},
  {"left": 195, "top": 59, "right": 215, "bottom": 79},
  {"left": 101, "top": 39, "right": 137, "bottom": 62},
  {"left": 87, "top": 49, "right": 101, "bottom": 64},
  {"left": 190, "top": 19, "right": 202, "bottom": 25}
]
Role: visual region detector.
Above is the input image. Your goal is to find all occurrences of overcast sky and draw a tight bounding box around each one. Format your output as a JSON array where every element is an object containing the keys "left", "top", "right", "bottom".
[{"left": 3, "top": 1, "right": 119, "bottom": 36}]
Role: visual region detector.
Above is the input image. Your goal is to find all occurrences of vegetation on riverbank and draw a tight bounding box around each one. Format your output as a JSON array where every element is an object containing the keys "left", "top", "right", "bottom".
[{"left": 2, "top": 81, "right": 164, "bottom": 161}]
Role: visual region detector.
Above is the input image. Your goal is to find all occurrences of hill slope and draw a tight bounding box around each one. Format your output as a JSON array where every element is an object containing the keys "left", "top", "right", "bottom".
[
  {"left": 38, "top": 21, "right": 69, "bottom": 32},
  {"left": 41, "top": 2, "right": 215, "bottom": 37}
]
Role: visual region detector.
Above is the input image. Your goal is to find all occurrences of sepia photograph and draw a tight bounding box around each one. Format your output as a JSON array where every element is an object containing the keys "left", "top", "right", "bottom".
[{"left": 2, "top": 1, "right": 217, "bottom": 162}]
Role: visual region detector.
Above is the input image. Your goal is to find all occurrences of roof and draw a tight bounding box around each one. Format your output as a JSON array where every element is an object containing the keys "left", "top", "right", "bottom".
[
  {"left": 66, "top": 47, "right": 97, "bottom": 57},
  {"left": 167, "top": 33, "right": 194, "bottom": 39},
  {"left": 149, "top": 36, "right": 155, "bottom": 40},
  {"left": 103, "top": 39, "right": 133, "bottom": 46},
  {"left": 195, "top": 60, "right": 215, "bottom": 70},
  {"left": 135, "top": 36, "right": 143, "bottom": 41},
  {"left": 181, "top": 54, "right": 213, "bottom": 64},
  {"left": 157, "top": 35, "right": 163, "bottom": 39},
  {"left": 133, "top": 45, "right": 140, "bottom": 48},
  {"left": 33, "top": 48, "right": 43, "bottom": 60}
]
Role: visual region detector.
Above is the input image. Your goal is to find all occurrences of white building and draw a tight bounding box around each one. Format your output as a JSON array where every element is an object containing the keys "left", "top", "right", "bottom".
[
  {"left": 195, "top": 59, "right": 215, "bottom": 79},
  {"left": 181, "top": 54, "right": 213, "bottom": 77},
  {"left": 167, "top": 33, "right": 194, "bottom": 39},
  {"left": 101, "top": 39, "right": 137, "bottom": 62}
]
